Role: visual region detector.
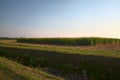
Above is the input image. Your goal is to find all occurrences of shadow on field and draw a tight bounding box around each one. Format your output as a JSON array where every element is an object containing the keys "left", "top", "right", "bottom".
[
  {"left": 0, "top": 46, "right": 120, "bottom": 80},
  {"left": 0, "top": 46, "right": 119, "bottom": 65}
]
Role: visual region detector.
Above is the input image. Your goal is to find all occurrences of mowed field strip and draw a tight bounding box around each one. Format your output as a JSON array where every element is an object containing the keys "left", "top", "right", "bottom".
[{"left": 0, "top": 40, "right": 120, "bottom": 58}]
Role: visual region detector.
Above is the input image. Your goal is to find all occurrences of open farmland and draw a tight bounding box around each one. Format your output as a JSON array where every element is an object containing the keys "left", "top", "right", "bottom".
[
  {"left": 0, "top": 39, "right": 120, "bottom": 80},
  {"left": 1, "top": 0, "right": 120, "bottom": 80}
]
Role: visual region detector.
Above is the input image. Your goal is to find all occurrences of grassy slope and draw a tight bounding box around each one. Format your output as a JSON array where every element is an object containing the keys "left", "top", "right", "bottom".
[{"left": 0, "top": 57, "right": 64, "bottom": 80}]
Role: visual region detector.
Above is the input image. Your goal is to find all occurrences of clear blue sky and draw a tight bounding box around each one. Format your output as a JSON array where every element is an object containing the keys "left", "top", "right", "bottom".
[{"left": 0, "top": 0, "right": 120, "bottom": 38}]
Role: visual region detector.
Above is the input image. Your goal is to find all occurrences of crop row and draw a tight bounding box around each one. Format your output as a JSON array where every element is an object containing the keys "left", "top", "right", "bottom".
[{"left": 17, "top": 37, "right": 120, "bottom": 46}]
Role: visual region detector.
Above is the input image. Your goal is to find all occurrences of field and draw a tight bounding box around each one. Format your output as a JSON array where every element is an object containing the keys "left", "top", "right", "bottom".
[
  {"left": 0, "top": 38, "right": 120, "bottom": 80},
  {"left": 17, "top": 37, "right": 120, "bottom": 46}
]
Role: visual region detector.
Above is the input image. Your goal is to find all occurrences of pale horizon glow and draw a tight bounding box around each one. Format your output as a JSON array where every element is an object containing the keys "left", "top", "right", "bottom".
[{"left": 0, "top": 0, "right": 120, "bottom": 38}]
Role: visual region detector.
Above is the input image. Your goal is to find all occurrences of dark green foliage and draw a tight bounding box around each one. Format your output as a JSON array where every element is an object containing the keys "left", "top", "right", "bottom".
[
  {"left": 0, "top": 50, "right": 79, "bottom": 76},
  {"left": 0, "top": 50, "right": 48, "bottom": 67},
  {"left": 0, "top": 37, "right": 15, "bottom": 40},
  {"left": 17, "top": 37, "right": 120, "bottom": 46}
]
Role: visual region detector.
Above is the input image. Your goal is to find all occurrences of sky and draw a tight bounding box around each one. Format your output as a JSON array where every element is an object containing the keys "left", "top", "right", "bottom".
[{"left": 0, "top": 0, "right": 120, "bottom": 38}]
